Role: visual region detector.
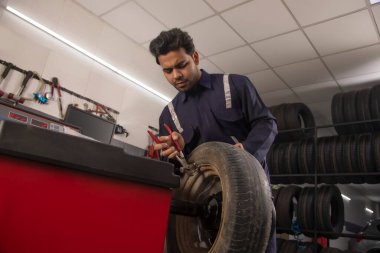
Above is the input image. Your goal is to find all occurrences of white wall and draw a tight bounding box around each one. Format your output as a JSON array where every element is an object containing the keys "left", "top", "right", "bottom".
[{"left": 0, "top": 0, "right": 177, "bottom": 149}]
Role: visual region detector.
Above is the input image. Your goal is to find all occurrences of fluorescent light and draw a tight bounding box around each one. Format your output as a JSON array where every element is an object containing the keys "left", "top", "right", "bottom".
[
  {"left": 370, "top": 0, "right": 380, "bottom": 5},
  {"left": 365, "top": 207, "right": 374, "bottom": 214},
  {"left": 5, "top": 6, "right": 171, "bottom": 103},
  {"left": 341, "top": 194, "right": 351, "bottom": 201}
]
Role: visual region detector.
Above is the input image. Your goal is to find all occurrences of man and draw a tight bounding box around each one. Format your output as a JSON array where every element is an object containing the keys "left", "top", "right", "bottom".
[{"left": 149, "top": 28, "right": 277, "bottom": 253}]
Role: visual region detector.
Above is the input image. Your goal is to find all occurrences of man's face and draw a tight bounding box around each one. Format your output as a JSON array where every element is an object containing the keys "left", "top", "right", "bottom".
[{"left": 158, "top": 48, "right": 201, "bottom": 92}]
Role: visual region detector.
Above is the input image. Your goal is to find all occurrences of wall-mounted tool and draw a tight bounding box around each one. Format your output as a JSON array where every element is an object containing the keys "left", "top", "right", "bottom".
[
  {"left": 8, "top": 70, "right": 34, "bottom": 104},
  {"left": 32, "top": 72, "right": 48, "bottom": 104},
  {"left": 52, "top": 77, "right": 64, "bottom": 119},
  {"left": 114, "top": 124, "right": 129, "bottom": 137},
  {"left": 0, "top": 62, "right": 13, "bottom": 97}
]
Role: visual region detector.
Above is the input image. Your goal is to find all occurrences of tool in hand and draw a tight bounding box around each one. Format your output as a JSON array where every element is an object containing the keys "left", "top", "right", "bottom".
[
  {"left": 52, "top": 77, "right": 64, "bottom": 119},
  {"left": 231, "top": 136, "right": 239, "bottom": 144},
  {"left": 163, "top": 123, "right": 185, "bottom": 157},
  {"left": 8, "top": 70, "right": 34, "bottom": 104},
  {"left": 147, "top": 126, "right": 187, "bottom": 168},
  {"left": 0, "top": 62, "right": 13, "bottom": 97}
]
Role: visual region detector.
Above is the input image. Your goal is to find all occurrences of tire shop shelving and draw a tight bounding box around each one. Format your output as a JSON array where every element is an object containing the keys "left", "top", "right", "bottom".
[{"left": 270, "top": 118, "right": 380, "bottom": 252}]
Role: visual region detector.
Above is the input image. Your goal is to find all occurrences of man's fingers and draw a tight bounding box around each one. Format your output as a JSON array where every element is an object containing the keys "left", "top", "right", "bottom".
[
  {"left": 167, "top": 149, "right": 179, "bottom": 159},
  {"left": 153, "top": 143, "right": 168, "bottom": 151},
  {"left": 234, "top": 143, "right": 245, "bottom": 150},
  {"left": 158, "top": 135, "right": 170, "bottom": 142},
  {"left": 162, "top": 146, "right": 177, "bottom": 158}
]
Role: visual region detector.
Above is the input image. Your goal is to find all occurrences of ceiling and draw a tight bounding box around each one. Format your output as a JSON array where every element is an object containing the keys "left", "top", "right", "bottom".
[{"left": 74, "top": 0, "right": 380, "bottom": 125}]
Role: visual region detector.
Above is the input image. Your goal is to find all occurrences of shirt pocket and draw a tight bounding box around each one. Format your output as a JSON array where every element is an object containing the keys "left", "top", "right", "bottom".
[
  {"left": 213, "top": 108, "right": 244, "bottom": 122},
  {"left": 212, "top": 108, "right": 246, "bottom": 137},
  {"left": 181, "top": 127, "right": 195, "bottom": 145}
]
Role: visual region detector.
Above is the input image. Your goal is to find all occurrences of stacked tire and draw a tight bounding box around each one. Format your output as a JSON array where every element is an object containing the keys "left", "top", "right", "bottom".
[
  {"left": 277, "top": 240, "right": 346, "bottom": 253},
  {"left": 332, "top": 85, "right": 380, "bottom": 135},
  {"left": 270, "top": 103, "right": 315, "bottom": 142},
  {"left": 274, "top": 185, "right": 344, "bottom": 238},
  {"left": 268, "top": 132, "right": 380, "bottom": 184}
]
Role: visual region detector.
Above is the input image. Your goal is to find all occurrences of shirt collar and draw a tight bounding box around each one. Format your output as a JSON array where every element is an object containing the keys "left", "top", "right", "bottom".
[{"left": 180, "top": 69, "right": 212, "bottom": 102}]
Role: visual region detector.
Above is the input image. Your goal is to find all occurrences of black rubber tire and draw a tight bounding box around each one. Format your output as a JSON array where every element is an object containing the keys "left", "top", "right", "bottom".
[
  {"left": 334, "top": 136, "right": 350, "bottom": 184},
  {"left": 272, "top": 186, "right": 282, "bottom": 209},
  {"left": 370, "top": 85, "right": 380, "bottom": 131},
  {"left": 300, "top": 242, "right": 322, "bottom": 253},
  {"left": 372, "top": 131, "right": 380, "bottom": 172},
  {"left": 276, "top": 238, "right": 286, "bottom": 253},
  {"left": 331, "top": 93, "right": 346, "bottom": 135},
  {"left": 285, "top": 142, "right": 301, "bottom": 184},
  {"left": 280, "top": 240, "right": 297, "bottom": 253},
  {"left": 318, "top": 137, "right": 327, "bottom": 175},
  {"left": 324, "top": 137, "right": 337, "bottom": 184},
  {"left": 270, "top": 103, "right": 315, "bottom": 142},
  {"left": 276, "top": 185, "right": 301, "bottom": 229},
  {"left": 356, "top": 89, "right": 372, "bottom": 133},
  {"left": 328, "top": 136, "right": 339, "bottom": 184},
  {"left": 316, "top": 185, "right": 345, "bottom": 238},
  {"left": 297, "top": 186, "right": 315, "bottom": 237},
  {"left": 166, "top": 142, "right": 274, "bottom": 253},
  {"left": 358, "top": 134, "right": 377, "bottom": 183},
  {"left": 298, "top": 139, "right": 315, "bottom": 184},
  {"left": 320, "top": 248, "right": 343, "bottom": 253},
  {"left": 285, "top": 103, "right": 316, "bottom": 141},
  {"left": 343, "top": 91, "right": 359, "bottom": 134}
]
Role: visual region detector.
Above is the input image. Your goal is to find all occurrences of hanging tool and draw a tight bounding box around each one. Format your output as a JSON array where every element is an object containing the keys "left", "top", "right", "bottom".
[
  {"left": 99, "top": 104, "right": 116, "bottom": 123},
  {"left": 52, "top": 77, "right": 64, "bottom": 119},
  {"left": 0, "top": 62, "right": 13, "bottom": 97},
  {"left": 44, "top": 77, "right": 55, "bottom": 101},
  {"left": 8, "top": 70, "right": 34, "bottom": 104},
  {"left": 32, "top": 72, "right": 48, "bottom": 104}
]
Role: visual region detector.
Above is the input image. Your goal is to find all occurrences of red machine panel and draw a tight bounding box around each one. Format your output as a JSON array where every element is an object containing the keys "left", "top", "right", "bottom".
[{"left": 0, "top": 155, "right": 172, "bottom": 253}]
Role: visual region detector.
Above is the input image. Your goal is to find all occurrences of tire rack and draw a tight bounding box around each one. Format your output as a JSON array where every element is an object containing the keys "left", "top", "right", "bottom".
[
  {"left": 271, "top": 118, "right": 380, "bottom": 251},
  {"left": 0, "top": 59, "right": 120, "bottom": 116}
]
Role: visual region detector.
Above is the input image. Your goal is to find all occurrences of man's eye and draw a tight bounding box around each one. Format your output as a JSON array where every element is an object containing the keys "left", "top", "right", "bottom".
[
  {"left": 164, "top": 69, "right": 172, "bottom": 74},
  {"left": 177, "top": 63, "right": 188, "bottom": 69}
]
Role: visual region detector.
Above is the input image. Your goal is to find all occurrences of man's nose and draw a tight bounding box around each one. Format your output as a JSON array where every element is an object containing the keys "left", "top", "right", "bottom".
[{"left": 173, "top": 69, "right": 182, "bottom": 79}]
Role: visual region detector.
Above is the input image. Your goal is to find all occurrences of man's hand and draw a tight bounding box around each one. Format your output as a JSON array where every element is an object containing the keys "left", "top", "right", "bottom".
[
  {"left": 234, "top": 143, "right": 244, "bottom": 150},
  {"left": 154, "top": 131, "right": 185, "bottom": 159}
]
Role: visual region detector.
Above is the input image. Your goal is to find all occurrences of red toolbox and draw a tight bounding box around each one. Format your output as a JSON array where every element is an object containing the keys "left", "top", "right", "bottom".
[{"left": 0, "top": 120, "right": 178, "bottom": 253}]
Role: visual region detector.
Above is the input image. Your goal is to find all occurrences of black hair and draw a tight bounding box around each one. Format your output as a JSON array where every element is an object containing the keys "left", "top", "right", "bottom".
[{"left": 149, "top": 28, "right": 195, "bottom": 65}]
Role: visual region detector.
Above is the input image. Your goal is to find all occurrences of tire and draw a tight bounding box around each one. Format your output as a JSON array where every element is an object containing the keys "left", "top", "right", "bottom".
[
  {"left": 320, "top": 248, "right": 343, "bottom": 253},
  {"left": 372, "top": 132, "right": 380, "bottom": 172},
  {"left": 316, "top": 185, "right": 345, "bottom": 238},
  {"left": 370, "top": 85, "right": 380, "bottom": 131},
  {"left": 285, "top": 103, "right": 315, "bottom": 141},
  {"left": 343, "top": 91, "right": 359, "bottom": 134},
  {"left": 356, "top": 89, "right": 372, "bottom": 133},
  {"left": 276, "top": 185, "right": 301, "bottom": 229},
  {"left": 166, "top": 142, "right": 274, "bottom": 253},
  {"left": 297, "top": 187, "right": 315, "bottom": 237},
  {"left": 298, "top": 139, "right": 315, "bottom": 184},
  {"left": 331, "top": 93, "right": 345, "bottom": 135}
]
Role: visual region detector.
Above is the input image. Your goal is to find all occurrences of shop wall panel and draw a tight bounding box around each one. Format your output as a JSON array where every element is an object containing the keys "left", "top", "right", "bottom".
[{"left": 0, "top": 0, "right": 174, "bottom": 149}]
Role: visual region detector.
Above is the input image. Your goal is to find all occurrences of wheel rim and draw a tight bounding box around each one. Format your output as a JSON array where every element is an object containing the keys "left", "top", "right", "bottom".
[{"left": 174, "top": 163, "right": 224, "bottom": 253}]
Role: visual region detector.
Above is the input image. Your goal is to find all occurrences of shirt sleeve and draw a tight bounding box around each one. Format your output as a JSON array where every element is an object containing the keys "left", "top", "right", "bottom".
[{"left": 234, "top": 75, "right": 278, "bottom": 163}]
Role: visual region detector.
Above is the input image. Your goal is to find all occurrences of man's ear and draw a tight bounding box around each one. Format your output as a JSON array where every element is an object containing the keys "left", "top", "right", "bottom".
[{"left": 193, "top": 51, "right": 200, "bottom": 65}]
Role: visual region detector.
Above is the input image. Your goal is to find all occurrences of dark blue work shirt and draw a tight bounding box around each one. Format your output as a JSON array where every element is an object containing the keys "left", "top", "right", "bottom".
[{"left": 159, "top": 70, "right": 277, "bottom": 171}]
